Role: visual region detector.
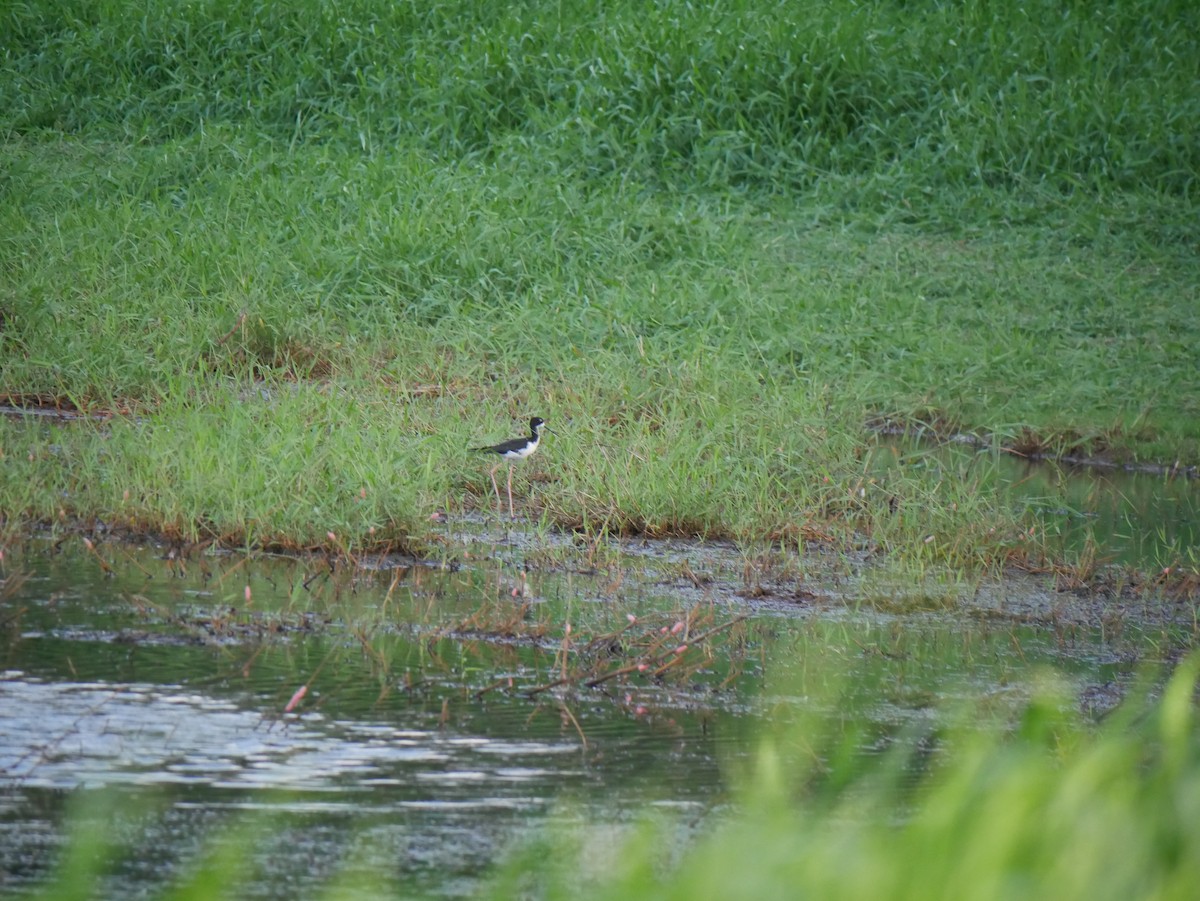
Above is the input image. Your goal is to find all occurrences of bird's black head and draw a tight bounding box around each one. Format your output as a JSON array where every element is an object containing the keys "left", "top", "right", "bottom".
[{"left": 530, "top": 416, "right": 546, "bottom": 433}]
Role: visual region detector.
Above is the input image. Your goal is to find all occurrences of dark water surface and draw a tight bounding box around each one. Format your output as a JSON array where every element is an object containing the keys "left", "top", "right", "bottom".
[{"left": 1, "top": 518, "right": 1194, "bottom": 897}]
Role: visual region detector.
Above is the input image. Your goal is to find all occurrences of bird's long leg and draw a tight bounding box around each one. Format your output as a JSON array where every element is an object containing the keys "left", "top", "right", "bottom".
[
  {"left": 489, "top": 463, "right": 503, "bottom": 513},
  {"left": 506, "top": 464, "right": 515, "bottom": 519}
]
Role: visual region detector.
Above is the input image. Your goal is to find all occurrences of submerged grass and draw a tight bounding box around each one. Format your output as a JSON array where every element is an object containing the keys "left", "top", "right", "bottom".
[{"left": 1, "top": 0, "right": 1197, "bottom": 578}]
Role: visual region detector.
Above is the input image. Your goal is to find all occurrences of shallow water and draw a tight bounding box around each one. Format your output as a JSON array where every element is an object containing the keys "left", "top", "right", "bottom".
[
  {"left": 874, "top": 437, "right": 1199, "bottom": 568},
  {"left": 1, "top": 530, "right": 1191, "bottom": 898},
  {"left": 2, "top": 412, "right": 1196, "bottom": 895}
]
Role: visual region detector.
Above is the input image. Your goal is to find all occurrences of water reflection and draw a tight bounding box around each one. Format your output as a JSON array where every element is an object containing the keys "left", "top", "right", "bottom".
[
  {"left": 0, "top": 531, "right": 1193, "bottom": 898},
  {"left": 0, "top": 674, "right": 595, "bottom": 803}
]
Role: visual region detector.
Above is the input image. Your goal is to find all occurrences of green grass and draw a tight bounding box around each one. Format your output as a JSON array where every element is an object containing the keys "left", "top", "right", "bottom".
[
  {"left": 1, "top": 0, "right": 1197, "bottom": 575},
  {"left": 500, "top": 655, "right": 1200, "bottom": 901},
  {"left": 5, "top": 0, "right": 1197, "bottom": 194}
]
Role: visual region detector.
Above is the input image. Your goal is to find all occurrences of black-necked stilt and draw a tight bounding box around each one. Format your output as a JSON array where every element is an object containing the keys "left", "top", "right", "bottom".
[{"left": 473, "top": 417, "right": 551, "bottom": 518}]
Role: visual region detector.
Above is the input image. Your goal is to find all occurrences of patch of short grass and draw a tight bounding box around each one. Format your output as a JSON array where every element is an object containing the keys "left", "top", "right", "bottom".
[{"left": 0, "top": 355, "right": 1035, "bottom": 574}]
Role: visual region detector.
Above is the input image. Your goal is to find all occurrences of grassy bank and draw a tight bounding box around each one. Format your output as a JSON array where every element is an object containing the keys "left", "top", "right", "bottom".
[
  {"left": 6, "top": 0, "right": 1197, "bottom": 193},
  {"left": 2, "top": 0, "right": 1197, "bottom": 573}
]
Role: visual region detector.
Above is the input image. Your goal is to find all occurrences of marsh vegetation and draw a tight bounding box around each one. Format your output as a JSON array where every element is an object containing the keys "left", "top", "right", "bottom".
[{"left": 2, "top": 0, "right": 1199, "bottom": 896}]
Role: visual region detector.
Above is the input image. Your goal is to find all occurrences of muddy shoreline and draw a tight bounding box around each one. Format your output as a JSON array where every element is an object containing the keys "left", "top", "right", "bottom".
[{"left": 9, "top": 510, "right": 1196, "bottom": 635}]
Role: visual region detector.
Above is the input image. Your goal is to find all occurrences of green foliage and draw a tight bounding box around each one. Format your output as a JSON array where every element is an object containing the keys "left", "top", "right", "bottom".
[
  {"left": 1, "top": 0, "right": 1197, "bottom": 573},
  {"left": 494, "top": 657, "right": 1200, "bottom": 901},
  {"left": 0, "top": 386, "right": 433, "bottom": 550},
  {"left": 3, "top": 0, "right": 1197, "bottom": 194}
]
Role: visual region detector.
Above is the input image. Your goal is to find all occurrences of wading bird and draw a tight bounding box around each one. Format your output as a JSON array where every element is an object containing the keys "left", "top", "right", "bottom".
[{"left": 473, "top": 416, "right": 551, "bottom": 518}]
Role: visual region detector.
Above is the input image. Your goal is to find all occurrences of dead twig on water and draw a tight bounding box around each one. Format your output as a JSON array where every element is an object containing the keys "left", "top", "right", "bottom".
[
  {"left": 81, "top": 537, "right": 113, "bottom": 575},
  {"left": 528, "top": 613, "right": 751, "bottom": 693},
  {"left": 526, "top": 676, "right": 573, "bottom": 697},
  {"left": 559, "top": 701, "right": 589, "bottom": 749}
]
